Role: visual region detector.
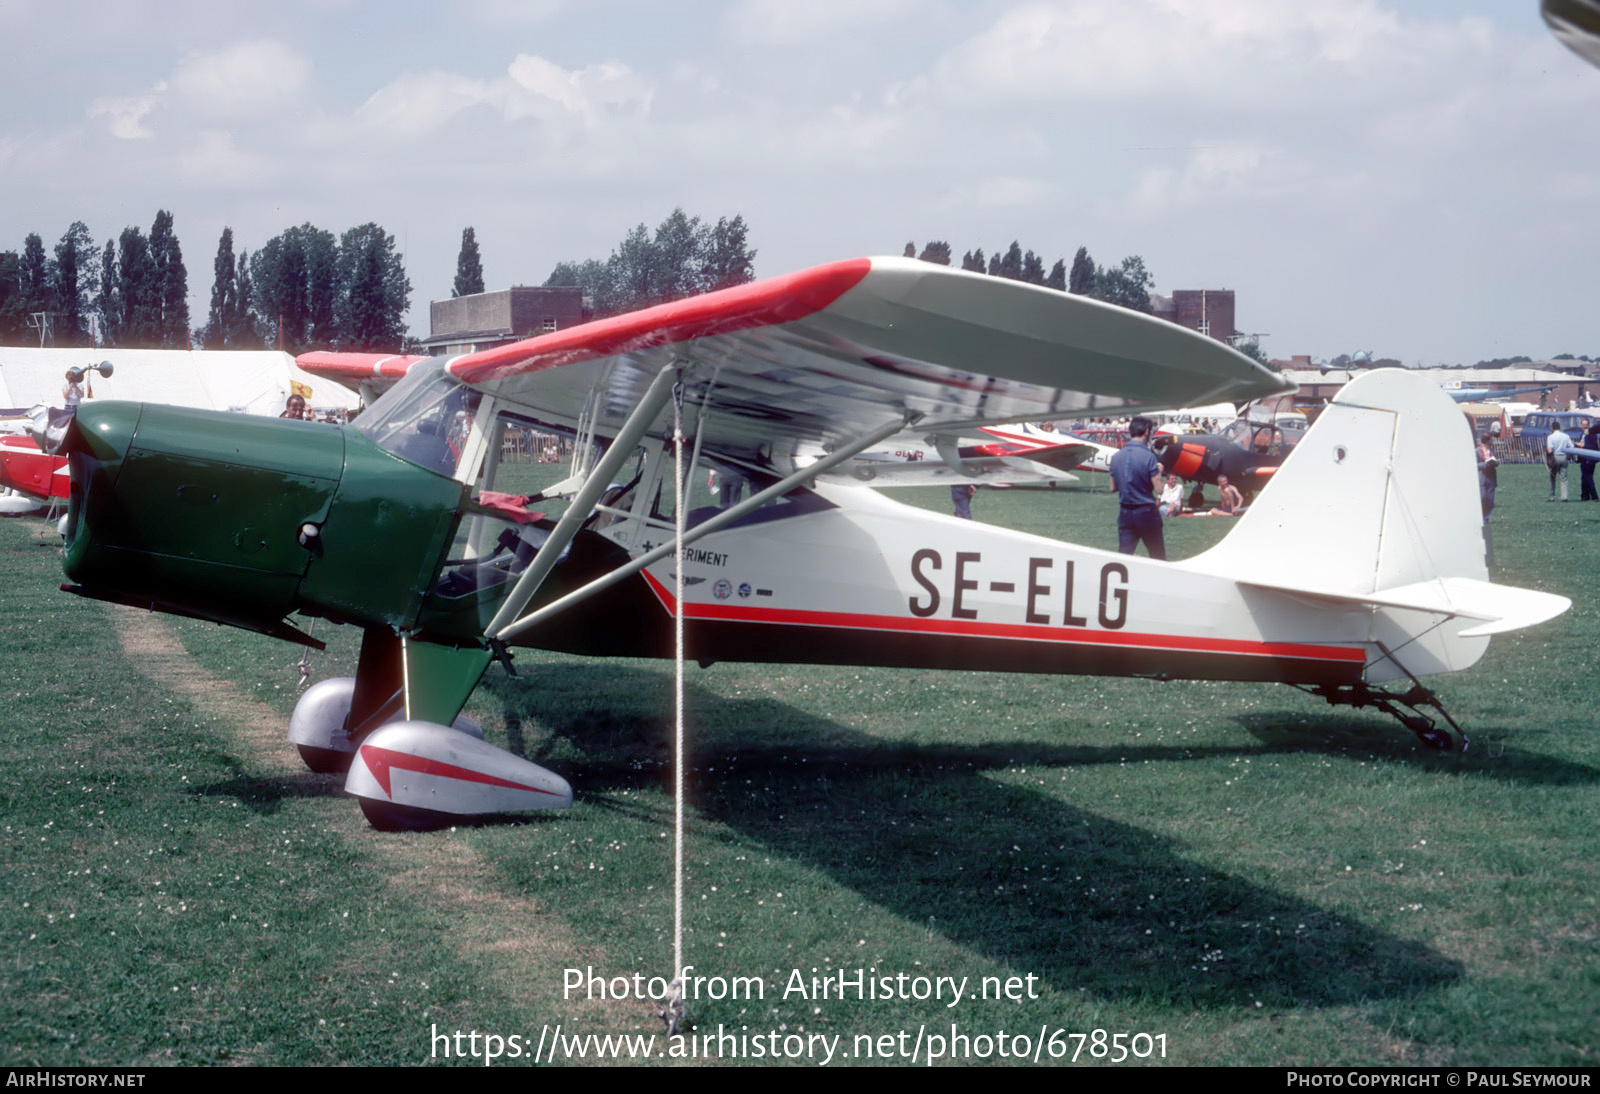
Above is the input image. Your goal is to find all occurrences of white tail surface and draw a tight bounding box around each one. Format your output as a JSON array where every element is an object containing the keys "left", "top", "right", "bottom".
[{"left": 1190, "top": 369, "right": 1568, "bottom": 681}]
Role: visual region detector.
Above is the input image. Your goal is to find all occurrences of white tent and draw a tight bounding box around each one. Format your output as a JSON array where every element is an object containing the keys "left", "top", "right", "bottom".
[{"left": 0, "top": 348, "right": 361, "bottom": 417}]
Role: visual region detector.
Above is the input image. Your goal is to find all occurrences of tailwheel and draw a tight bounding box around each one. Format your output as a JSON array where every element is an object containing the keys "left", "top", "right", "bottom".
[
  {"left": 1420, "top": 726, "right": 1465, "bottom": 751},
  {"left": 1300, "top": 641, "right": 1470, "bottom": 754}
]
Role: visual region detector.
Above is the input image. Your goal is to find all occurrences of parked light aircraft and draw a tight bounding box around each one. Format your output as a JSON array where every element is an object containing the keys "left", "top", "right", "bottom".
[
  {"left": 1154, "top": 422, "right": 1298, "bottom": 496},
  {"left": 0, "top": 365, "right": 115, "bottom": 506},
  {"left": 977, "top": 421, "right": 1120, "bottom": 477},
  {"left": 809, "top": 433, "right": 1090, "bottom": 488},
  {"left": 57, "top": 257, "right": 1569, "bottom": 830},
  {"left": 1439, "top": 381, "right": 1557, "bottom": 405}
]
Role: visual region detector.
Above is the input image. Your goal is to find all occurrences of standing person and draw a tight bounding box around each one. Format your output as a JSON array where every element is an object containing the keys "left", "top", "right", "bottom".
[
  {"left": 1581, "top": 422, "right": 1600, "bottom": 502},
  {"left": 281, "top": 394, "right": 307, "bottom": 419},
  {"left": 1108, "top": 416, "right": 1165, "bottom": 559},
  {"left": 950, "top": 483, "right": 976, "bottom": 520},
  {"left": 1547, "top": 423, "right": 1574, "bottom": 501},
  {"left": 1476, "top": 432, "right": 1499, "bottom": 518}
]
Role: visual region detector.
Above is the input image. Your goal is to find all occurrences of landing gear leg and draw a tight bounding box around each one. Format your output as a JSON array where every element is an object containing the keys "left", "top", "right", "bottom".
[{"left": 1301, "top": 680, "right": 1468, "bottom": 753}]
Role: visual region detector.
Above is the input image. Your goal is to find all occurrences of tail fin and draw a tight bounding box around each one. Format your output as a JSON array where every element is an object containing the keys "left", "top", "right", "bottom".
[{"left": 1190, "top": 369, "right": 1567, "bottom": 680}]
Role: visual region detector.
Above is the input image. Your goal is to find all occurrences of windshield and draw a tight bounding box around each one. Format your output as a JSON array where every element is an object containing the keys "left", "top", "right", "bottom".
[{"left": 353, "top": 358, "right": 480, "bottom": 476}]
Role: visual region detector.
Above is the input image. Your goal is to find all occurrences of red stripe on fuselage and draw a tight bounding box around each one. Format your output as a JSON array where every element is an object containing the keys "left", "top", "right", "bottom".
[
  {"left": 639, "top": 571, "right": 1365, "bottom": 664},
  {"left": 449, "top": 258, "right": 874, "bottom": 385}
]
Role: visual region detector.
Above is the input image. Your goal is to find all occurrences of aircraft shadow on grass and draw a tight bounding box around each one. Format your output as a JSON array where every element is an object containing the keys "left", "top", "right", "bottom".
[
  {"left": 1234, "top": 713, "right": 1600, "bottom": 787},
  {"left": 481, "top": 662, "right": 1464, "bottom": 1010},
  {"left": 186, "top": 758, "right": 349, "bottom": 815}
]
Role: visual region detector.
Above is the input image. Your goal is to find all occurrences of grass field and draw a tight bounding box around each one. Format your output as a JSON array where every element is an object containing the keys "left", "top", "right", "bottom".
[{"left": 2, "top": 463, "right": 1596, "bottom": 1066}]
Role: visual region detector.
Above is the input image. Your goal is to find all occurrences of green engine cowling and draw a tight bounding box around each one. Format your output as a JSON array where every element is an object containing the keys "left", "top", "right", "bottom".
[{"left": 63, "top": 402, "right": 465, "bottom": 642}]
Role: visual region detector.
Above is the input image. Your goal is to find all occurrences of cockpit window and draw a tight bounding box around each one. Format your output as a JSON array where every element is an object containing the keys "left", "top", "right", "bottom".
[{"left": 353, "top": 359, "right": 480, "bottom": 476}]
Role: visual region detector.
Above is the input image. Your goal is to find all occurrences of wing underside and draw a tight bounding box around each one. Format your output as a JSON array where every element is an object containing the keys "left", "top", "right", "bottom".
[{"left": 446, "top": 257, "right": 1294, "bottom": 465}]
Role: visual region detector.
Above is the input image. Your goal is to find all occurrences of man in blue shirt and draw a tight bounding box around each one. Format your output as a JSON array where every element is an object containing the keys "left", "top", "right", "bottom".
[{"left": 1109, "top": 416, "right": 1166, "bottom": 560}]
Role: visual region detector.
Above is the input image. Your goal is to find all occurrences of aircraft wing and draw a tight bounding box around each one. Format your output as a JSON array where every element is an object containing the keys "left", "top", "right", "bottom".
[
  {"left": 1013, "top": 440, "right": 1098, "bottom": 475},
  {"left": 448, "top": 257, "right": 1294, "bottom": 465},
  {"left": 297, "top": 352, "right": 428, "bottom": 398},
  {"left": 1546, "top": 0, "right": 1600, "bottom": 68}
]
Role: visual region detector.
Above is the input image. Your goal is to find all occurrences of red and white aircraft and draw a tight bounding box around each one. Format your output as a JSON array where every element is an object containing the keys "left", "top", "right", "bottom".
[{"left": 72, "top": 257, "right": 1570, "bottom": 827}]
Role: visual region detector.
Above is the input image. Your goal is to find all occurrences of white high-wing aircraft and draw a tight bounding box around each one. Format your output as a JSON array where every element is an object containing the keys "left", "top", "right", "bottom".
[{"left": 63, "top": 257, "right": 1570, "bottom": 829}]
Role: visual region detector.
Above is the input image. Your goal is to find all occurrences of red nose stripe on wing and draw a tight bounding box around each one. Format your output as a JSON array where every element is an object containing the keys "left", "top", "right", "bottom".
[
  {"left": 450, "top": 258, "right": 873, "bottom": 384},
  {"left": 358, "top": 744, "right": 562, "bottom": 799}
]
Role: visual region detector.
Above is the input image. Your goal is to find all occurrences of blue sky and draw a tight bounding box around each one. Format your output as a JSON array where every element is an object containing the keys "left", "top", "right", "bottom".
[{"left": 2, "top": 0, "right": 1595, "bottom": 365}]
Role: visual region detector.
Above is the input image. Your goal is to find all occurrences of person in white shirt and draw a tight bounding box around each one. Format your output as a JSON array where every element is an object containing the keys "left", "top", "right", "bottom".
[
  {"left": 1158, "top": 473, "right": 1183, "bottom": 516},
  {"left": 1547, "top": 424, "right": 1575, "bottom": 501}
]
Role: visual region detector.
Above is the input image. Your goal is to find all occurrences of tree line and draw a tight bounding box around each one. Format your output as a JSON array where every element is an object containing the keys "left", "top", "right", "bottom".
[
  {"left": 542, "top": 209, "right": 757, "bottom": 319},
  {"left": 0, "top": 214, "right": 412, "bottom": 353},
  {"left": 904, "top": 239, "right": 1155, "bottom": 313},
  {"left": 0, "top": 216, "right": 189, "bottom": 349}
]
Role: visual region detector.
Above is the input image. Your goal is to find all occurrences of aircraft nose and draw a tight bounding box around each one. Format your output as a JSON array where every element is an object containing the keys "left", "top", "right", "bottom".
[
  {"left": 60, "top": 402, "right": 143, "bottom": 551},
  {"left": 64, "top": 401, "right": 141, "bottom": 465},
  {"left": 61, "top": 403, "right": 345, "bottom": 632}
]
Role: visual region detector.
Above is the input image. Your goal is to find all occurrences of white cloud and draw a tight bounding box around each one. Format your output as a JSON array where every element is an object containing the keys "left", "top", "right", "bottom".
[
  {"left": 1125, "top": 141, "right": 1288, "bottom": 218},
  {"left": 933, "top": 0, "right": 1488, "bottom": 108},
  {"left": 723, "top": 0, "right": 917, "bottom": 47},
  {"left": 498, "top": 54, "right": 652, "bottom": 125},
  {"left": 87, "top": 82, "right": 167, "bottom": 140},
  {"left": 352, "top": 54, "right": 651, "bottom": 140},
  {"left": 169, "top": 40, "right": 314, "bottom": 120},
  {"left": 355, "top": 71, "right": 492, "bottom": 138},
  {"left": 175, "top": 129, "right": 282, "bottom": 189}
]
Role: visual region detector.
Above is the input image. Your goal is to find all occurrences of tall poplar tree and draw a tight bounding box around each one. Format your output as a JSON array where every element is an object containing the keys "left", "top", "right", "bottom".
[
  {"left": 20, "top": 233, "right": 51, "bottom": 342},
  {"left": 96, "top": 239, "right": 119, "bottom": 346},
  {"left": 52, "top": 222, "right": 96, "bottom": 345},
  {"left": 232, "top": 249, "right": 258, "bottom": 346},
  {"left": 453, "top": 227, "right": 485, "bottom": 297},
  {"left": 149, "top": 210, "right": 189, "bottom": 347},
  {"left": 1067, "top": 246, "right": 1096, "bottom": 295},
  {"left": 1021, "top": 249, "right": 1046, "bottom": 285},
  {"left": 117, "top": 226, "right": 158, "bottom": 347},
  {"left": 996, "top": 241, "right": 1024, "bottom": 281},
  {"left": 205, "top": 227, "right": 239, "bottom": 347}
]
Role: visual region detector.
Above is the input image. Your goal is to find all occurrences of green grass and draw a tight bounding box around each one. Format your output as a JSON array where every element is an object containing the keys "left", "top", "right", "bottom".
[{"left": 2, "top": 464, "right": 1596, "bottom": 1065}]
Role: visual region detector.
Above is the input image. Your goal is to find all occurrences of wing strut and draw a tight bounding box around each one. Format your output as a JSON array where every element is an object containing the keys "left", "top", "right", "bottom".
[
  {"left": 483, "top": 364, "right": 682, "bottom": 639},
  {"left": 492, "top": 409, "right": 921, "bottom": 644}
]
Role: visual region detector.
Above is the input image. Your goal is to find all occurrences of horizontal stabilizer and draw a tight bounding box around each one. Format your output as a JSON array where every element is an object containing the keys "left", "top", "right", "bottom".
[{"left": 1240, "top": 576, "right": 1571, "bottom": 638}]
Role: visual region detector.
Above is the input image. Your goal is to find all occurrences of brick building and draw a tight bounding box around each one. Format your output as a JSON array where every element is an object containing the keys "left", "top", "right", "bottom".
[
  {"left": 1150, "top": 289, "right": 1236, "bottom": 344},
  {"left": 423, "top": 286, "right": 586, "bottom": 356}
]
